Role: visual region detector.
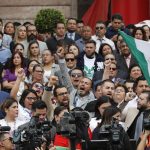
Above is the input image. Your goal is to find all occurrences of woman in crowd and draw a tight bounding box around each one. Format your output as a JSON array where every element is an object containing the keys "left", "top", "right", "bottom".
[
  {"left": 31, "top": 64, "right": 44, "bottom": 84},
  {"left": 17, "top": 89, "right": 38, "bottom": 123},
  {"left": 128, "top": 64, "right": 143, "bottom": 81},
  {"left": 4, "top": 22, "right": 15, "bottom": 39},
  {"left": 89, "top": 96, "right": 112, "bottom": 131},
  {"left": 92, "top": 106, "right": 131, "bottom": 150},
  {"left": 68, "top": 44, "right": 80, "bottom": 58},
  {"left": 25, "top": 60, "right": 40, "bottom": 84},
  {"left": 51, "top": 106, "right": 68, "bottom": 128},
  {"left": 98, "top": 43, "right": 113, "bottom": 58},
  {"left": 5, "top": 43, "right": 29, "bottom": 69},
  {"left": 10, "top": 25, "right": 28, "bottom": 56},
  {"left": 0, "top": 98, "right": 24, "bottom": 134},
  {"left": 132, "top": 27, "right": 147, "bottom": 41},
  {"left": 42, "top": 49, "right": 60, "bottom": 84},
  {"left": 28, "top": 40, "right": 41, "bottom": 62},
  {"left": 2, "top": 51, "right": 25, "bottom": 92}
]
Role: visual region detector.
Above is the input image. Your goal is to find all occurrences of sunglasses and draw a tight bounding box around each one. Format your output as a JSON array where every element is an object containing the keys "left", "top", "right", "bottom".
[
  {"left": 65, "top": 58, "right": 75, "bottom": 62},
  {"left": 34, "top": 83, "right": 44, "bottom": 90},
  {"left": 110, "top": 67, "right": 117, "bottom": 71},
  {"left": 71, "top": 73, "right": 82, "bottom": 78},
  {"left": 96, "top": 26, "right": 105, "bottom": 30}
]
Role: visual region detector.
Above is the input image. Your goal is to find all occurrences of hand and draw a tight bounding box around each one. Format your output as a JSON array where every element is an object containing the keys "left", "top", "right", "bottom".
[
  {"left": 125, "top": 92, "right": 136, "bottom": 101},
  {"left": 17, "top": 68, "right": 25, "bottom": 80},
  {"left": 111, "top": 34, "right": 118, "bottom": 42},
  {"left": 48, "top": 75, "right": 58, "bottom": 87},
  {"left": 104, "top": 59, "right": 111, "bottom": 70},
  {"left": 56, "top": 47, "right": 65, "bottom": 59},
  {"left": 143, "top": 130, "right": 150, "bottom": 138}
]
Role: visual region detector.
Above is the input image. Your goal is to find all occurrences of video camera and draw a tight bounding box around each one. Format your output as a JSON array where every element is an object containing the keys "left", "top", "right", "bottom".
[
  {"left": 13, "top": 116, "right": 52, "bottom": 149},
  {"left": 99, "top": 118, "right": 121, "bottom": 144},
  {"left": 57, "top": 110, "right": 90, "bottom": 138}
]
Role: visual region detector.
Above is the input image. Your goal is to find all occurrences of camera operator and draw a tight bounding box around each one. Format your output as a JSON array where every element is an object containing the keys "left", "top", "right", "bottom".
[
  {"left": 15, "top": 100, "right": 56, "bottom": 150},
  {"left": 92, "top": 106, "right": 131, "bottom": 150},
  {"left": 0, "top": 132, "right": 15, "bottom": 150},
  {"left": 54, "top": 107, "right": 92, "bottom": 150}
]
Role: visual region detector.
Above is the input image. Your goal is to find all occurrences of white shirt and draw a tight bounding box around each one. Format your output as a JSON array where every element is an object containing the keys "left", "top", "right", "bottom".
[
  {"left": 0, "top": 118, "right": 25, "bottom": 135},
  {"left": 17, "top": 104, "right": 32, "bottom": 123},
  {"left": 89, "top": 117, "right": 101, "bottom": 132},
  {"left": 84, "top": 55, "right": 95, "bottom": 79},
  {"left": 43, "top": 69, "right": 52, "bottom": 83},
  {"left": 92, "top": 35, "right": 116, "bottom": 53}
]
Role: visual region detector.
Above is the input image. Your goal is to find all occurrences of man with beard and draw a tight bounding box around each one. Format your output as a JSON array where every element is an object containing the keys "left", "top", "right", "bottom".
[
  {"left": 66, "top": 18, "right": 81, "bottom": 41},
  {"left": 26, "top": 24, "right": 47, "bottom": 55},
  {"left": 77, "top": 40, "right": 104, "bottom": 81},
  {"left": 125, "top": 91, "right": 150, "bottom": 141},
  {"left": 70, "top": 77, "right": 95, "bottom": 110},
  {"left": 42, "top": 82, "right": 72, "bottom": 120}
]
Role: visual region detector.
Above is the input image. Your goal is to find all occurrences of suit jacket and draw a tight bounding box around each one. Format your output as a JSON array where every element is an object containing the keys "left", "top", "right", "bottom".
[
  {"left": 66, "top": 32, "right": 81, "bottom": 41},
  {"left": 116, "top": 54, "right": 138, "bottom": 77}
]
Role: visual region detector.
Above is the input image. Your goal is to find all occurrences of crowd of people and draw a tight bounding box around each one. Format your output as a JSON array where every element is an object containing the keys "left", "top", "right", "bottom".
[{"left": 0, "top": 13, "right": 150, "bottom": 150}]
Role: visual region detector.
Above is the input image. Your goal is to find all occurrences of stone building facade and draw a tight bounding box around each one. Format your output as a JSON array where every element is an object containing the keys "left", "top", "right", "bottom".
[{"left": 0, "top": 0, "right": 78, "bottom": 24}]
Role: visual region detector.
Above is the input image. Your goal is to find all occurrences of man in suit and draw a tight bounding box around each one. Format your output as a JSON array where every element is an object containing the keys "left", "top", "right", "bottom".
[
  {"left": 66, "top": 18, "right": 81, "bottom": 41},
  {"left": 46, "top": 22, "right": 74, "bottom": 54},
  {"left": 116, "top": 40, "right": 137, "bottom": 76}
]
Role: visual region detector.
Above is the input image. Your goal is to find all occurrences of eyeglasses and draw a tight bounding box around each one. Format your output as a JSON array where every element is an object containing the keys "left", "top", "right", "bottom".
[
  {"left": 57, "top": 92, "right": 68, "bottom": 96},
  {"left": 26, "top": 97, "right": 37, "bottom": 101},
  {"left": 95, "top": 26, "right": 105, "bottom": 30},
  {"left": 105, "top": 58, "right": 115, "bottom": 61},
  {"left": 2, "top": 137, "right": 13, "bottom": 142},
  {"left": 110, "top": 67, "right": 117, "bottom": 71},
  {"left": 34, "top": 83, "right": 44, "bottom": 90},
  {"left": 65, "top": 58, "right": 75, "bottom": 62},
  {"left": 71, "top": 73, "right": 82, "bottom": 78}
]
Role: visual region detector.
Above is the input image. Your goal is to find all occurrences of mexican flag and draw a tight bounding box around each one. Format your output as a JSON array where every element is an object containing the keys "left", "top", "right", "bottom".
[{"left": 119, "top": 30, "right": 150, "bottom": 85}]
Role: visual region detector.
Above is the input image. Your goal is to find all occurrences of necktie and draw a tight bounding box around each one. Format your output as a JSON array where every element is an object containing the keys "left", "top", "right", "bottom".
[
  {"left": 70, "top": 33, "right": 73, "bottom": 40},
  {"left": 134, "top": 112, "right": 143, "bottom": 141}
]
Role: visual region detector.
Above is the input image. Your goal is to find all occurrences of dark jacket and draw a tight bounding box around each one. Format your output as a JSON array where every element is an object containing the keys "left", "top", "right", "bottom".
[
  {"left": 106, "top": 26, "right": 131, "bottom": 39},
  {"left": 92, "top": 124, "right": 132, "bottom": 150},
  {"left": 46, "top": 36, "right": 74, "bottom": 54}
]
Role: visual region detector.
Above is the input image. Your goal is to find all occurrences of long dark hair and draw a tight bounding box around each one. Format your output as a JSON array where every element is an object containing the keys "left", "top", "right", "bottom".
[
  {"left": 95, "top": 96, "right": 112, "bottom": 120},
  {"left": 10, "top": 51, "right": 24, "bottom": 73},
  {"left": 99, "top": 106, "right": 121, "bottom": 127},
  {"left": 19, "top": 89, "right": 38, "bottom": 108}
]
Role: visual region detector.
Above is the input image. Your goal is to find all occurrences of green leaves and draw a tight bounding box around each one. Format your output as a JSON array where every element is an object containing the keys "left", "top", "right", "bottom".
[{"left": 35, "top": 9, "right": 65, "bottom": 33}]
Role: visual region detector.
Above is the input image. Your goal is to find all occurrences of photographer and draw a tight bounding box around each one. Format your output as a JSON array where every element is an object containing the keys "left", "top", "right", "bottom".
[
  {"left": 14, "top": 100, "right": 56, "bottom": 150},
  {"left": 92, "top": 106, "right": 131, "bottom": 150}
]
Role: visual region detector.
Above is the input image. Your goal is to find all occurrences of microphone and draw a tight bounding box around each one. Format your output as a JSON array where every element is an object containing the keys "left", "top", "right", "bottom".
[{"left": 0, "top": 126, "right": 11, "bottom": 131}]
